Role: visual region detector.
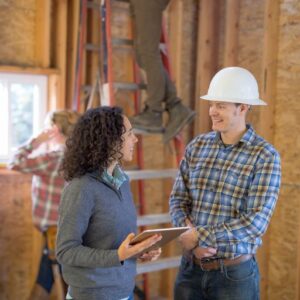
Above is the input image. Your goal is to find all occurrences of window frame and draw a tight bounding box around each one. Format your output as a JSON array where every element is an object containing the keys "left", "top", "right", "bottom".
[{"left": 0, "top": 72, "right": 48, "bottom": 163}]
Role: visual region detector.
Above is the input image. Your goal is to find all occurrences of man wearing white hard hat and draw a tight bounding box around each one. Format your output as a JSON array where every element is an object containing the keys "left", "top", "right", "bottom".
[{"left": 169, "top": 67, "right": 281, "bottom": 300}]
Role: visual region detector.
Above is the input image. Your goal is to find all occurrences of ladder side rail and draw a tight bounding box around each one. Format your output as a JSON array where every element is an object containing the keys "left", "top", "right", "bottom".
[{"left": 104, "top": 0, "right": 115, "bottom": 105}]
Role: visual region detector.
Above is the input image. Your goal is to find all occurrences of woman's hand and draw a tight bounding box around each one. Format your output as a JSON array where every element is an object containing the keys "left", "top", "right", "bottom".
[
  {"left": 118, "top": 233, "right": 162, "bottom": 262},
  {"left": 138, "top": 248, "right": 161, "bottom": 262}
]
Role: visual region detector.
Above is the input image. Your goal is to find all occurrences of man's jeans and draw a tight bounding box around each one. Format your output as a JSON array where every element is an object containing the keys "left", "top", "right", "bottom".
[{"left": 174, "top": 255, "right": 260, "bottom": 300}]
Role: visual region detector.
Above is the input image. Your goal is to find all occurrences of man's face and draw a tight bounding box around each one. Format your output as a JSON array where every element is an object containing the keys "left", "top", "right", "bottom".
[{"left": 208, "top": 101, "right": 245, "bottom": 133}]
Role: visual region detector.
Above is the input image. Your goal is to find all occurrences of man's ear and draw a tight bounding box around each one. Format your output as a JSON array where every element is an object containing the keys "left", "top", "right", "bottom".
[{"left": 239, "top": 104, "right": 250, "bottom": 114}]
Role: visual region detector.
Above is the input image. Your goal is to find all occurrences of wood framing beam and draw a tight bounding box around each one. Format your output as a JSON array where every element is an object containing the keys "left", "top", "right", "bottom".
[
  {"left": 194, "top": 0, "right": 219, "bottom": 134},
  {"left": 259, "top": 1, "right": 280, "bottom": 300},
  {"left": 35, "top": 0, "right": 51, "bottom": 67},
  {"left": 0, "top": 65, "right": 58, "bottom": 75},
  {"left": 224, "top": 0, "right": 240, "bottom": 66},
  {"left": 260, "top": 0, "right": 279, "bottom": 142},
  {"left": 48, "top": 73, "right": 62, "bottom": 111},
  {"left": 53, "top": 0, "right": 68, "bottom": 109}
]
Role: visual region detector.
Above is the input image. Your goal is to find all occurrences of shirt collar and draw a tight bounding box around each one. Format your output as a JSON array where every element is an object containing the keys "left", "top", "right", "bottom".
[
  {"left": 214, "top": 124, "right": 256, "bottom": 147},
  {"left": 239, "top": 124, "right": 256, "bottom": 145}
]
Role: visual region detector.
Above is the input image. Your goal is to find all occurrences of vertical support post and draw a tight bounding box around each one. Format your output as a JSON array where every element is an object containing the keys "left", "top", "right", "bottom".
[
  {"left": 224, "top": 0, "right": 240, "bottom": 67},
  {"left": 259, "top": 1, "right": 279, "bottom": 300},
  {"left": 35, "top": 0, "right": 51, "bottom": 68},
  {"left": 53, "top": 0, "right": 68, "bottom": 109},
  {"left": 194, "top": 0, "right": 219, "bottom": 135}
]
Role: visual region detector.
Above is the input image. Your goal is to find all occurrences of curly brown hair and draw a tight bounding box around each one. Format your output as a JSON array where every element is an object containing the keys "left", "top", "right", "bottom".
[{"left": 62, "top": 106, "right": 125, "bottom": 181}]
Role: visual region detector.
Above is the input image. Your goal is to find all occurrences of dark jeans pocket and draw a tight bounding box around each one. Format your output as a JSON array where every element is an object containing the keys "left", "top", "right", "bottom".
[{"left": 223, "top": 258, "right": 255, "bottom": 282}]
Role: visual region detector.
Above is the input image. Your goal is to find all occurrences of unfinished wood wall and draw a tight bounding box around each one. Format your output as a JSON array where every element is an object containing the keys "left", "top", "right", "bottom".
[
  {"left": 0, "top": 170, "right": 43, "bottom": 300},
  {"left": 268, "top": 1, "right": 300, "bottom": 299},
  {"left": 0, "top": 1, "right": 36, "bottom": 66},
  {"left": 1, "top": 0, "right": 300, "bottom": 299}
]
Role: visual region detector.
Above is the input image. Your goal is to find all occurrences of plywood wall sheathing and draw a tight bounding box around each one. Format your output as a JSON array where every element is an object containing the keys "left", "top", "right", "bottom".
[
  {"left": 0, "top": 170, "right": 42, "bottom": 300},
  {"left": 269, "top": 1, "right": 300, "bottom": 299},
  {"left": 0, "top": 1, "right": 36, "bottom": 66}
]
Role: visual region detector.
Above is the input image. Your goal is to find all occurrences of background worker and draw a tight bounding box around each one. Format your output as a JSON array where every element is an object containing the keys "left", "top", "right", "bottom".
[
  {"left": 169, "top": 67, "right": 281, "bottom": 300},
  {"left": 56, "top": 106, "right": 161, "bottom": 300},
  {"left": 129, "top": 0, "right": 195, "bottom": 142},
  {"left": 9, "top": 110, "right": 80, "bottom": 300}
]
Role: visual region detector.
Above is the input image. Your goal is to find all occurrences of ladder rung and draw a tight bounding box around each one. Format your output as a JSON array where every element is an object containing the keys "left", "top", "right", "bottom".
[
  {"left": 87, "top": 1, "right": 101, "bottom": 10},
  {"left": 126, "top": 169, "right": 178, "bottom": 180},
  {"left": 112, "top": 38, "right": 133, "bottom": 47},
  {"left": 114, "top": 82, "right": 146, "bottom": 91},
  {"left": 82, "top": 82, "right": 147, "bottom": 94},
  {"left": 81, "top": 85, "right": 94, "bottom": 93},
  {"left": 132, "top": 128, "right": 164, "bottom": 135},
  {"left": 137, "top": 213, "right": 171, "bottom": 226},
  {"left": 137, "top": 256, "right": 181, "bottom": 274},
  {"left": 85, "top": 44, "right": 101, "bottom": 51}
]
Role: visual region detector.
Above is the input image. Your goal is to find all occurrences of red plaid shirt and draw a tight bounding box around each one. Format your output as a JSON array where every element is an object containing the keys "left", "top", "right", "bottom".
[{"left": 8, "top": 141, "right": 65, "bottom": 231}]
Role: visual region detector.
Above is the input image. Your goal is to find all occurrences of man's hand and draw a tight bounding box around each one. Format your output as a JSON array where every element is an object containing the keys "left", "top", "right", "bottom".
[
  {"left": 193, "top": 246, "right": 217, "bottom": 259},
  {"left": 179, "top": 227, "right": 199, "bottom": 251},
  {"left": 181, "top": 218, "right": 217, "bottom": 258}
]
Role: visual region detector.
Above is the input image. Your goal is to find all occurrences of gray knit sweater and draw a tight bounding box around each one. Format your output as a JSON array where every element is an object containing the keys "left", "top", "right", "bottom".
[{"left": 56, "top": 170, "right": 137, "bottom": 300}]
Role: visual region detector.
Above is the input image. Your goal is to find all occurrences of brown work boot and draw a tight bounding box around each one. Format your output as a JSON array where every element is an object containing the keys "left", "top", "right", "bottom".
[
  {"left": 163, "top": 102, "right": 196, "bottom": 143},
  {"left": 130, "top": 107, "right": 164, "bottom": 133}
]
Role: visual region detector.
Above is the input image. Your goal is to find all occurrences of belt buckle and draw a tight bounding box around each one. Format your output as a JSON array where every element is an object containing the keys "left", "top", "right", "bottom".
[
  {"left": 199, "top": 259, "right": 208, "bottom": 271},
  {"left": 199, "top": 258, "right": 221, "bottom": 271},
  {"left": 199, "top": 257, "right": 219, "bottom": 271}
]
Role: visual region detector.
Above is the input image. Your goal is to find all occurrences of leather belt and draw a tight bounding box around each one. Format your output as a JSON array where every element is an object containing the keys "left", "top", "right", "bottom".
[{"left": 193, "top": 254, "right": 253, "bottom": 271}]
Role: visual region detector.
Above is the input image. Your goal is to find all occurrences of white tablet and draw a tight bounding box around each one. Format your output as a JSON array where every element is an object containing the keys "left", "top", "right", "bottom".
[{"left": 129, "top": 226, "right": 190, "bottom": 252}]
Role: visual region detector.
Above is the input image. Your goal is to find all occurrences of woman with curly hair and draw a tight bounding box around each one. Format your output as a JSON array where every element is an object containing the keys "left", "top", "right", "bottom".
[{"left": 56, "top": 106, "right": 161, "bottom": 300}]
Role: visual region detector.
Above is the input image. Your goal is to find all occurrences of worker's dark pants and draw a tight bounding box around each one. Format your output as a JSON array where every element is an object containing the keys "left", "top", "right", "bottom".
[
  {"left": 130, "top": 0, "right": 179, "bottom": 112},
  {"left": 36, "top": 250, "right": 55, "bottom": 293}
]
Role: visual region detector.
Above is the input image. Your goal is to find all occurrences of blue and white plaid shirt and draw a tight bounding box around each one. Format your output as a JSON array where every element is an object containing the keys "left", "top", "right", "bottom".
[{"left": 170, "top": 125, "right": 281, "bottom": 258}]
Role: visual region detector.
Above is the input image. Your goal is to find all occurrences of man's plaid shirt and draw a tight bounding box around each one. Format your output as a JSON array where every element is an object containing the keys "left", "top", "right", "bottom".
[
  {"left": 9, "top": 141, "right": 64, "bottom": 231},
  {"left": 170, "top": 125, "right": 281, "bottom": 258}
]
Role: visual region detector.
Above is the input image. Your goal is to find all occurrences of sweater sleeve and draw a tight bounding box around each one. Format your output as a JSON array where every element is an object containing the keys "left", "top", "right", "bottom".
[{"left": 56, "top": 179, "right": 121, "bottom": 268}]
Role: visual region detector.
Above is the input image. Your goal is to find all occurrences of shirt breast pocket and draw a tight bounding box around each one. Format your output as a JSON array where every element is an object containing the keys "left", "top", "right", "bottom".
[
  {"left": 222, "top": 164, "right": 253, "bottom": 199},
  {"left": 188, "top": 163, "right": 212, "bottom": 190}
]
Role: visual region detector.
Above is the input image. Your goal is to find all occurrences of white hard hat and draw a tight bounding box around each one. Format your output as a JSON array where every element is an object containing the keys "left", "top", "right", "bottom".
[{"left": 200, "top": 67, "right": 267, "bottom": 105}]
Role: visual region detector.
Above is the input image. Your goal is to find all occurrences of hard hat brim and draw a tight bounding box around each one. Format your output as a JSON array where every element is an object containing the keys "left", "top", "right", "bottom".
[{"left": 200, "top": 94, "right": 267, "bottom": 106}]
